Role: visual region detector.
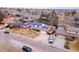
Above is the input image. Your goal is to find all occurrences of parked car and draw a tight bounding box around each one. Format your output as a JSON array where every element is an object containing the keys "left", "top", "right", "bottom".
[
  {"left": 48, "top": 34, "right": 55, "bottom": 44},
  {"left": 4, "top": 31, "right": 9, "bottom": 34},
  {"left": 22, "top": 46, "right": 32, "bottom": 52},
  {"left": 5, "top": 26, "right": 9, "bottom": 28}
]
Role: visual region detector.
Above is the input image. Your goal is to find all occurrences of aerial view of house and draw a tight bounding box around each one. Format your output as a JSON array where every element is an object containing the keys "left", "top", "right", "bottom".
[{"left": 0, "top": 7, "right": 79, "bottom": 52}]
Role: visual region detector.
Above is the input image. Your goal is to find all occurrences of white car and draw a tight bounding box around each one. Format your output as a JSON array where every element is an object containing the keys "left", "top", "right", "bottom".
[{"left": 48, "top": 34, "right": 55, "bottom": 44}]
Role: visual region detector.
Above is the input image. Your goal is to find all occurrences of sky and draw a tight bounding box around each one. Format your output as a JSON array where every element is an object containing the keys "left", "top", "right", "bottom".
[{"left": 0, "top": 0, "right": 79, "bottom": 8}]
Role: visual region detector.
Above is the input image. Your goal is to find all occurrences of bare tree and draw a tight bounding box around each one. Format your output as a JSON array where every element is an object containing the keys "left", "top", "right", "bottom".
[{"left": 47, "top": 9, "right": 59, "bottom": 28}]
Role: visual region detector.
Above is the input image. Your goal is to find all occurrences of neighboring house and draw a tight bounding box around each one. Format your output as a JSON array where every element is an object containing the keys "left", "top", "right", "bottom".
[
  {"left": 74, "top": 14, "right": 79, "bottom": 28},
  {"left": 3, "top": 16, "right": 24, "bottom": 28},
  {"left": 14, "top": 21, "right": 23, "bottom": 27},
  {"left": 3, "top": 16, "right": 15, "bottom": 26}
]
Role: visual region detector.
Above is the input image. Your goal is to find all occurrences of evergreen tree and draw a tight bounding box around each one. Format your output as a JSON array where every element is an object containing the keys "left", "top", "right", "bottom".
[
  {"left": 0, "top": 9, "right": 5, "bottom": 23},
  {"left": 39, "top": 11, "right": 48, "bottom": 23}
]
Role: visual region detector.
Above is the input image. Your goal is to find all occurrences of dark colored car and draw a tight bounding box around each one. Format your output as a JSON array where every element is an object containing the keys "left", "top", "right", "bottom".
[
  {"left": 22, "top": 46, "right": 32, "bottom": 52},
  {"left": 5, "top": 26, "right": 9, "bottom": 28},
  {"left": 4, "top": 31, "right": 9, "bottom": 34}
]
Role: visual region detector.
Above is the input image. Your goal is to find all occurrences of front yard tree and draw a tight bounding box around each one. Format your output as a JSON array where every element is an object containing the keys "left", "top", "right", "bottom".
[{"left": 0, "top": 9, "right": 5, "bottom": 23}]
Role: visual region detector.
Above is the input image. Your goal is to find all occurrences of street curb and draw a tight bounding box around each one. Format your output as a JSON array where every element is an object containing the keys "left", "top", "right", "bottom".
[
  {"left": 10, "top": 32, "right": 33, "bottom": 40},
  {"left": 51, "top": 45, "right": 71, "bottom": 52}
]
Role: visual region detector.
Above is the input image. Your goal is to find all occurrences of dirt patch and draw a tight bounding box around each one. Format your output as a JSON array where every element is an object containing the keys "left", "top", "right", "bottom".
[
  {"left": 9, "top": 28, "right": 39, "bottom": 39},
  {"left": 0, "top": 24, "right": 4, "bottom": 29}
]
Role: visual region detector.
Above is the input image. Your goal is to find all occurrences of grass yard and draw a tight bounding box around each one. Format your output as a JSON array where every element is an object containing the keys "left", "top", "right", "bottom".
[{"left": 69, "top": 41, "right": 79, "bottom": 52}]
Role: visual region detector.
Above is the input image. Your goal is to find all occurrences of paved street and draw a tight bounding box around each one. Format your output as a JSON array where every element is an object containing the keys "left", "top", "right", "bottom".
[
  {"left": 0, "top": 32, "right": 22, "bottom": 52},
  {"left": 0, "top": 31, "right": 68, "bottom": 52}
]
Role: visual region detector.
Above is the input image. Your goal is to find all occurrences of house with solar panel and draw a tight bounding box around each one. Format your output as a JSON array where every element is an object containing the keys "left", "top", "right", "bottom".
[
  {"left": 23, "top": 21, "right": 55, "bottom": 34},
  {"left": 23, "top": 21, "right": 49, "bottom": 31}
]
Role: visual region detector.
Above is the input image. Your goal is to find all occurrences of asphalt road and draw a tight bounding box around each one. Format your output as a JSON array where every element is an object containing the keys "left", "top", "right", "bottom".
[{"left": 0, "top": 31, "right": 68, "bottom": 52}]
